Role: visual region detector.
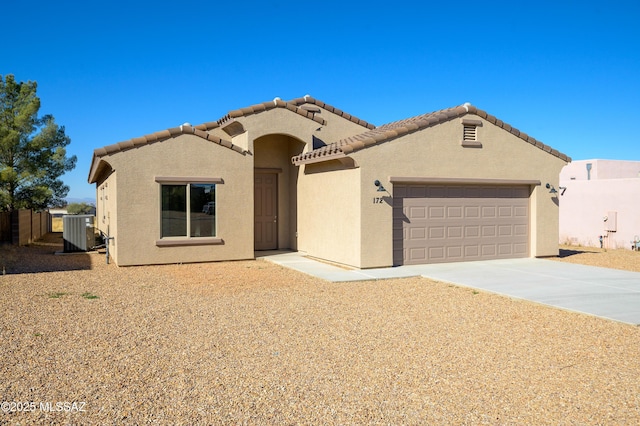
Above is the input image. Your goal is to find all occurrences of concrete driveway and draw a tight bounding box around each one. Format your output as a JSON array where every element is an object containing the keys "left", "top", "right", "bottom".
[{"left": 261, "top": 253, "right": 640, "bottom": 325}]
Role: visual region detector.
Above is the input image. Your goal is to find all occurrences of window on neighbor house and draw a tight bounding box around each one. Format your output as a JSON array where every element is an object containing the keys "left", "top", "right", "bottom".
[{"left": 160, "top": 183, "right": 216, "bottom": 238}]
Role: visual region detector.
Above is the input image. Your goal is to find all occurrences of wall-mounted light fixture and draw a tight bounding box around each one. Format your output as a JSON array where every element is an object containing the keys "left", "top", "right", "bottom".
[
  {"left": 545, "top": 183, "right": 558, "bottom": 194},
  {"left": 374, "top": 180, "right": 386, "bottom": 192}
]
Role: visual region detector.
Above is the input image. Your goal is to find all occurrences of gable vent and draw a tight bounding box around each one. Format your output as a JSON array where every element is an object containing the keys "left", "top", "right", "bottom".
[
  {"left": 460, "top": 118, "right": 482, "bottom": 148},
  {"left": 463, "top": 124, "right": 477, "bottom": 141}
]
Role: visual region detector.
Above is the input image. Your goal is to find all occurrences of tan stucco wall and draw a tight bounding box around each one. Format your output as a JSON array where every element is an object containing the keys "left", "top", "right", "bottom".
[
  {"left": 297, "top": 162, "right": 361, "bottom": 267},
  {"left": 98, "top": 134, "right": 254, "bottom": 266},
  {"left": 349, "top": 115, "right": 567, "bottom": 268},
  {"left": 90, "top": 105, "right": 374, "bottom": 267},
  {"left": 91, "top": 105, "right": 565, "bottom": 269},
  {"left": 95, "top": 172, "right": 118, "bottom": 262}
]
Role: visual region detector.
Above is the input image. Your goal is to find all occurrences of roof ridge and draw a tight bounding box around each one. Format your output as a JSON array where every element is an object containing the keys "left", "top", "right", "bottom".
[
  {"left": 212, "top": 95, "right": 376, "bottom": 130},
  {"left": 89, "top": 124, "right": 246, "bottom": 183},
  {"left": 292, "top": 104, "right": 571, "bottom": 164},
  {"left": 92, "top": 124, "right": 245, "bottom": 158},
  {"left": 92, "top": 95, "right": 374, "bottom": 160},
  {"left": 215, "top": 96, "right": 327, "bottom": 127},
  {"left": 286, "top": 95, "right": 376, "bottom": 130}
]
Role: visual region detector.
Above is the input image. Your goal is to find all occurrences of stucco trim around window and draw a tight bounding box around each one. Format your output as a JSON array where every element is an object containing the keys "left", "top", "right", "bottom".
[
  {"left": 155, "top": 177, "right": 224, "bottom": 184},
  {"left": 156, "top": 237, "right": 223, "bottom": 247},
  {"left": 158, "top": 180, "right": 221, "bottom": 241}
]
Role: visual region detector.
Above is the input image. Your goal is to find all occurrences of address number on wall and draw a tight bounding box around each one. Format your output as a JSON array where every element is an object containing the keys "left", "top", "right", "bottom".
[{"left": 373, "top": 197, "right": 385, "bottom": 204}]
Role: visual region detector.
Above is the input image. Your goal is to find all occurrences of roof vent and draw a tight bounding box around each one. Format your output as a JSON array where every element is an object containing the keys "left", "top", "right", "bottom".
[
  {"left": 273, "top": 97, "right": 281, "bottom": 105},
  {"left": 463, "top": 102, "right": 472, "bottom": 112},
  {"left": 304, "top": 94, "right": 311, "bottom": 101}
]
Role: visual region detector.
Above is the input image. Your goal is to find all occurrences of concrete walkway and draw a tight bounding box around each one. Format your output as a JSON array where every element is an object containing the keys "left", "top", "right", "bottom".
[{"left": 260, "top": 252, "right": 640, "bottom": 325}]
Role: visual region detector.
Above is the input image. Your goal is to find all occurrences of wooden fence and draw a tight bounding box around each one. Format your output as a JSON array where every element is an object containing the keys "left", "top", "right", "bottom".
[{"left": 0, "top": 209, "right": 51, "bottom": 245}]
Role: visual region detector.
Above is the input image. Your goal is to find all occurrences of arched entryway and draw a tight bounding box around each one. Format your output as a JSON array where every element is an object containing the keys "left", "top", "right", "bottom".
[{"left": 253, "top": 134, "right": 305, "bottom": 251}]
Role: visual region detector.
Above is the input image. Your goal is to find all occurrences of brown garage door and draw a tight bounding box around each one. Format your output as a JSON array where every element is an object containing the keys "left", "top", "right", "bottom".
[{"left": 393, "top": 184, "right": 530, "bottom": 265}]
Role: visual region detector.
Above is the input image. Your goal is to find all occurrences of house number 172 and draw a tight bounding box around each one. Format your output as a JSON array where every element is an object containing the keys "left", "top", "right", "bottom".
[{"left": 373, "top": 197, "right": 384, "bottom": 204}]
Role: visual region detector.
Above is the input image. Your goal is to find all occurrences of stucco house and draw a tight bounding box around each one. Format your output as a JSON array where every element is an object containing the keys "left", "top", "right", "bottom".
[
  {"left": 559, "top": 159, "right": 640, "bottom": 250},
  {"left": 88, "top": 96, "right": 570, "bottom": 267}
]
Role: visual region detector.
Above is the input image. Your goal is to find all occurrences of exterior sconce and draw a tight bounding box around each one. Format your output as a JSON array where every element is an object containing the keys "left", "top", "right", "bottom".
[
  {"left": 545, "top": 183, "right": 557, "bottom": 194},
  {"left": 374, "top": 180, "right": 386, "bottom": 192}
]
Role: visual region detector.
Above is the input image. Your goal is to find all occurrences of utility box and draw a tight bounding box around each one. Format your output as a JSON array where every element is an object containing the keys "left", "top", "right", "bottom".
[
  {"left": 604, "top": 211, "right": 618, "bottom": 232},
  {"left": 63, "top": 215, "right": 95, "bottom": 252}
]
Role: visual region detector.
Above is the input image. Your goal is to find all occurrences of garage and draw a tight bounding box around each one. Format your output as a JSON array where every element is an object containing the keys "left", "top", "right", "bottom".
[{"left": 392, "top": 182, "right": 533, "bottom": 265}]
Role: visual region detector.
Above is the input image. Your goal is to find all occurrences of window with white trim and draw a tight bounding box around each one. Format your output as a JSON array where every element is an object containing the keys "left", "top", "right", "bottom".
[{"left": 160, "top": 183, "right": 217, "bottom": 238}]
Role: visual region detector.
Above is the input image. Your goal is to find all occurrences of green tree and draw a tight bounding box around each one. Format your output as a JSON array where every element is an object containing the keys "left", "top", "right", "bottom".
[
  {"left": 66, "top": 202, "right": 94, "bottom": 215},
  {"left": 0, "top": 74, "right": 76, "bottom": 211}
]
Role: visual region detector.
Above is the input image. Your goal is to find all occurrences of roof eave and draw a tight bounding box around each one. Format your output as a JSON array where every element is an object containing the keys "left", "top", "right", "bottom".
[{"left": 292, "top": 151, "right": 358, "bottom": 168}]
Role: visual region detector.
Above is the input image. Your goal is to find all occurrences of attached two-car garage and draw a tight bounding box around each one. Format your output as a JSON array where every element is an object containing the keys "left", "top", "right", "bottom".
[{"left": 392, "top": 180, "right": 534, "bottom": 265}]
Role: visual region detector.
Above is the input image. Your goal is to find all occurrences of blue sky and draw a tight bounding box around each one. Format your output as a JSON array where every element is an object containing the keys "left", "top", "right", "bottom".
[{"left": 3, "top": 1, "right": 639, "bottom": 201}]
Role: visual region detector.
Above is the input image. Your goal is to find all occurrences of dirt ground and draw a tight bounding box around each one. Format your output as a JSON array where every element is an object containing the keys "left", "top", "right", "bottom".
[
  {"left": 552, "top": 244, "right": 640, "bottom": 272},
  {"left": 1, "top": 234, "right": 639, "bottom": 424}
]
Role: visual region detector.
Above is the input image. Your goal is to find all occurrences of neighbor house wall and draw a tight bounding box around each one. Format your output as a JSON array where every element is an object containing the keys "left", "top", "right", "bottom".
[
  {"left": 561, "top": 159, "right": 640, "bottom": 180},
  {"left": 559, "top": 178, "right": 640, "bottom": 249},
  {"left": 352, "top": 116, "right": 566, "bottom": 268},
  {"left": 101, "top": 134, "right": 254, "bottom": 266}
]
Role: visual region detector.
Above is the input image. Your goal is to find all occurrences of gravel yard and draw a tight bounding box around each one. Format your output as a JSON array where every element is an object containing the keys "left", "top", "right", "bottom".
[
  {"left": 1, "top": 234, "right": 639, "bottom": 424},
  {"left": 553, "top": 245, "right": 640, "bottom": 273}
]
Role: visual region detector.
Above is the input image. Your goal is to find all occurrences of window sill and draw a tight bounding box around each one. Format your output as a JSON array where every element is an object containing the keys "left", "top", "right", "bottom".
[
  {"left": 156, "top": 237, "right": 223, "bottom": 247},
  {"left": 460, "top": 140, "right": 483, "bottom": 148}
]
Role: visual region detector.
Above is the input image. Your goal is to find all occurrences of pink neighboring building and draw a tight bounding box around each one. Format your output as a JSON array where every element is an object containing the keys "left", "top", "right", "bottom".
[{"left": 559, "top": 159, "right": 640, "bottom": 250}]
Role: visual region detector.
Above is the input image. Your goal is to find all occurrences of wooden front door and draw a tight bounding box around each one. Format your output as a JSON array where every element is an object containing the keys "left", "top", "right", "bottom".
[{"left": 254, "top": 173, "right": 278, "bottom": 250}]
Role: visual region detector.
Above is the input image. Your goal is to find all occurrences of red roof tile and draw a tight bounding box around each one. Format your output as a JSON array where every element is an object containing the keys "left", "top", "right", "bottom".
[
  {"left": 292, "top": 104, "right": 571, "bottom": 164},
  {"left": 88, "top": 95, "right": 373, "bottom": 182},
  {"left": 92, "top": 95, "right": 374, "bottom": 162}
]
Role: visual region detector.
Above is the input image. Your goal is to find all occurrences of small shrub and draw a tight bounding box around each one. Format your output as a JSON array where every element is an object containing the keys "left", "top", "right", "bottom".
[
  {"left": 81, "top": 292, "right": 99, "bottom": 300},
  {"left": 47, "top": 292, "right": 69, "bottom": 299}
]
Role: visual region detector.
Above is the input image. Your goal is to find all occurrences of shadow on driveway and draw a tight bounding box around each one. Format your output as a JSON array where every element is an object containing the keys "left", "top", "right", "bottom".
[{"left": 557, "top": 248, "right": 602, "bottom": 258}]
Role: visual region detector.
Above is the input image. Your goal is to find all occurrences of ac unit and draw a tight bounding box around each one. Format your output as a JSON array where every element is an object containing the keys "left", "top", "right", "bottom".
[{"left": 63, "top": 215, "right": 95, "bottom": 252}]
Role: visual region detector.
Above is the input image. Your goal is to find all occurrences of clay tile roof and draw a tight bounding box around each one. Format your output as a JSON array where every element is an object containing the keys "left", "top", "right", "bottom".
[
  {"left": 91, "top": 94, "right": 374, "bottom": 170},
  {"left": 212, "top": 97, "right": 325, "bottom": 127},
  {"left": 288, "top": 95, "right": 376, "bottom": 130},
  {"left": 292, "top": 104, "right": 571, "bottom": 165},
  {"left": 92, "top": 124, "right": 246, "bottom": 159},
  {"left": 90, "top": 94, "right": 376, "bottom": 182},
  {"left": 88, "top": 123, "right": 247, "bottom": 183}
]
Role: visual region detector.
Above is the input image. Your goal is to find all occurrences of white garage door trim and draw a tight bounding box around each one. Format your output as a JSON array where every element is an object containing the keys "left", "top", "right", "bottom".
[{"left": 391, "top": 178, "right": 538, "bottom": 266}]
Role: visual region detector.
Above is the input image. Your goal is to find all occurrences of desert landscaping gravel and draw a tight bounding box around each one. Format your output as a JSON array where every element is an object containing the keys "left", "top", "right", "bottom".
[{"left": 1, "top": 235, "right": 639, "bottom": 424}]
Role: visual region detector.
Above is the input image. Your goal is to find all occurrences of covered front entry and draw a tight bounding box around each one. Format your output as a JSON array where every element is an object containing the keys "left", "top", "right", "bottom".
[
  {"left": 393, "top": 184, "right": 530, "bottom": 265},
  {"left": 254, "top": 173, "right": 278, "bottom": 250}
]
